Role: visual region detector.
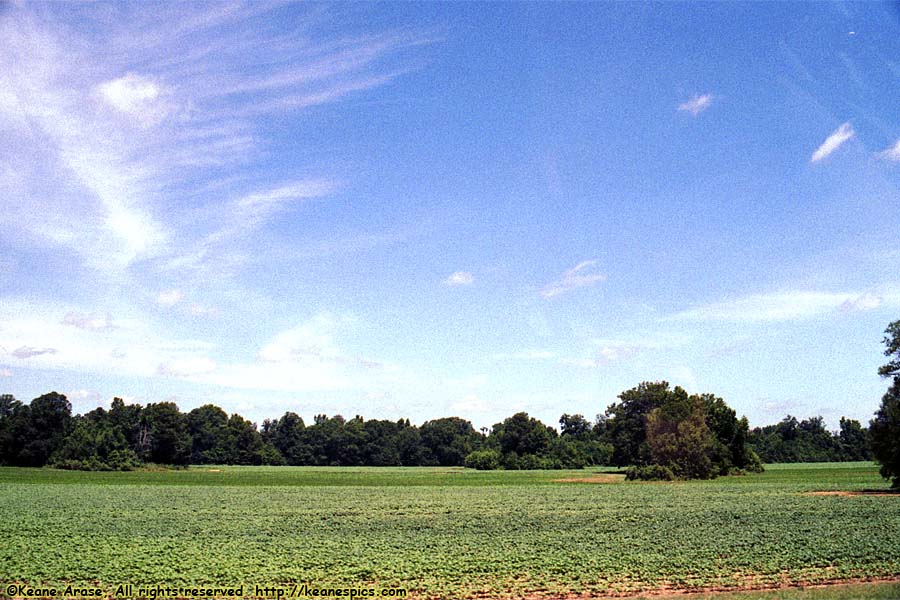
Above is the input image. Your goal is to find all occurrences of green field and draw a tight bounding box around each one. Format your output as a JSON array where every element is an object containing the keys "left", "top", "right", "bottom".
[{"left": 1, "top": 463, "right": 898, "bottom": 599}]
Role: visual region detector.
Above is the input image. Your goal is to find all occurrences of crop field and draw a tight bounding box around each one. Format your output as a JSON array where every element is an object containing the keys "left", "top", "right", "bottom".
[{"left": 1, "top": 463, "right": 899, "bottom": 599}]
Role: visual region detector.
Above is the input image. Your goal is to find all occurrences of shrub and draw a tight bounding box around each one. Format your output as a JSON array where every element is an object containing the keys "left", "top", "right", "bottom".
[
  {"left": 464, "top": 449, "right": 501, "bottom": 470},
  {"left": 625, "top": 464, "right": 676, "bottom": 481}
]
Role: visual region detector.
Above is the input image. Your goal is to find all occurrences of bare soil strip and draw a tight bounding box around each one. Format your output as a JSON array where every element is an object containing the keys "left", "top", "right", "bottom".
[
  {"left": 803, "top": 490, "right": 900, "bottom": 497},
  {"left": 552, "top": 474, "right": 624, "bottom": 484},
  {"left": 510, "top": 576, "right": 900, "bottom": 599}
]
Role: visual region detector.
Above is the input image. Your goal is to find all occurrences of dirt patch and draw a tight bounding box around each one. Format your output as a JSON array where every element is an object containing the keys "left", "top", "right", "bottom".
[
  {"left": 803, "top": 490, "right": 900, "bottom": 497},
  {"left": 506, "top": 576, "right": 900, "bottom": 599},
  {"left": 553, "top": 474, "right": 624, "bottom": 484},
  {"left": 207, "top": 469, "right": 222, "bottom": 472}
]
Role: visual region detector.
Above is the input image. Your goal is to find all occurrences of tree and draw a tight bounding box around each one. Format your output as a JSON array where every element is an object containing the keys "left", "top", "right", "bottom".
[
  {"left": 645, "top": 394, "right": 716, "bottom": 480},
  {"left": 361, "top": 419, "right": 401, "bottom": 466},
  {"left": 420, "top": 417, "right": 481, "bottom": 466},
  {"left": 140, "top": 402, "right": 191, "bottom": 465},
  {"left": 0, "top": 394, "right": 25, "bottom": 465},
  {"left": 871, "top": 319, "right": 900, "bottom": 488},
  {"left": 267, "top": 412, "right": 308, "bottom": 465},
  {"left": 870, "top": 381, "right": 900, "bottom": 488},
  {"left": 559, "top": 414, "right": 592, "bottom": 440},
  {"left": 18, "top": 392, "right": 72, "bottom": 466},
  {"left": 878, "top": 320, "right": 900, "bottom": 379},
  {"left": 604, "top": 381, "right": 673, "bottom": 466},
  {"left": 838, "top": 417, "right": 871, "bottom": 461},
  {"left": 186, "top": 405, "right": 230, "bottom": 464},
  {"left": 490, "top": 412, "right": 554, "bottom": 468},
  {"left": 224, "top": 413, "right": 265, "bottom": 465}
]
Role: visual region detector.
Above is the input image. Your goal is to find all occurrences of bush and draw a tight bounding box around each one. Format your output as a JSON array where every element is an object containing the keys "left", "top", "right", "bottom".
[
  {"left": 743, "top": 449, "right": 764, "bottom": 473},
  {"left": 625, "top": 464, "right": 676, "bottom": 481},
  {"left": 464, "top": 449, "right": 501, "bottom": 470}
]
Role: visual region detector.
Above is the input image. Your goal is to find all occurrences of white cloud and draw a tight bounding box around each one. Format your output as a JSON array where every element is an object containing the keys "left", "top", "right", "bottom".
[
  {"left": 0, "top": 368, "right": 12, "bottom": 377},
  {"left": 839, "top": 292, "right": 882, "bottom": 312},
  {"left": 236, "top": 180, "right": 334, "bottom": 212},
  {"left": 96, "top": 73, "right": 169, "bottom": 125},
  {"left": 194, "top": 313, "right": 403, "bottom": 394},
  {"left": 597, "top": 344, "right": 640, "bottom": 363},
  {"left": 678, "top": 93, "right": 713, "bottom": 116},
  {"left": 62, "top": 311, "right": 114, "bottom": 331},
  {"left": 557, "top": 344, "right": 640, "bottom": 369},
  {"left": 157, "top": 290, "right": 184, "bottom": 306},
  {"left": 175, "top": 180, "right": 336, "bottom": 272},
  {"left": 67, "top": 389, "right": 108, "bottom": 414},
  {"left": 450, "top": 394, "right": 489, "bottom": 414},
  {"left": 444, "top": 374, "right": 488, "bottom": 389},
  {"left": 0, "top": 4, "right": 427, "bottom": 279},
  {"left": 811, "top": 122, "right": 854, "bottom": 162},
  {"left": 540, "top": 260, "right": 606, "bottom": 298},
  {"left": 188, "top": 303, "right": 218, "bottom": 317},
  {"left": 759, "top": 398, "right": 802, "bottom": 416},
  {"left": 443, "top": 271, "right": 475, "bottom": 286},
  {"left": 157, "top": 356, "right": 217, "bottom": 377},
  {"left": 671, "top": 290, "right": 897, "bottom": 322},
  {"left": 668, "top": 366, "right": 698, "bottom": 392},
  {"left": 559, "top": 357, "right": 600, "bottom": 369},
  {"left": 0, "top": 301, "right": 215, "bottom": 379},
  {"left": 11, "top": 346, "right": 58, "bottom": 359},
  {"left": 492, "top": 349, "right": 555, "bottom": 361},
  {"left": 876, "top": 139, "right": 900, "bottom": 162},
  {"left": 257, "top": 314, "right": 343, "bottom": 364}
]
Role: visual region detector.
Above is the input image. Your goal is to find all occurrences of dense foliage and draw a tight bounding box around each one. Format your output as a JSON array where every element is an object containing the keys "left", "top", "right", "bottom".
[
  {"left": 747, "top": 415, "right": 872, "bottom": 463},
  {"left": 871, "top": 318, "right": 900, "bottom": 488},
  {"left": 1, "top": 463, "right": 898, "bottom": 598},
  {"left": 0, "top": 381, "right": 874, "bottom": 476},
  {"left": 602, "top": 382, "right": 762, "bottom": 478}
]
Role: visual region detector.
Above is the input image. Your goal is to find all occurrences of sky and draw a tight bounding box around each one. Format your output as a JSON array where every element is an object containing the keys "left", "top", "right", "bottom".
[{"left": 1, "top": 1, "right": 899, "bottom": 431}]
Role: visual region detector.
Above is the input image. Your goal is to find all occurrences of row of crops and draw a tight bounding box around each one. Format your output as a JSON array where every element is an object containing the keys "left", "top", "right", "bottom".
[{"left": 0, "top": 464, "right": 898, "bottom": 598}]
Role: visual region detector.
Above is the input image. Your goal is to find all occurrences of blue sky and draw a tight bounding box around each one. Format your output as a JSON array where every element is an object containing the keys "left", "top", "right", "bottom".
[{"left": 2, "top": 1, "right": 899, "bottom": 431}]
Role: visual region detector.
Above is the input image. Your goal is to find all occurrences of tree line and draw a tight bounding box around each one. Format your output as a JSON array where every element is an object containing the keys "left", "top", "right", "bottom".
[
  {"left": 0, "top": 382, "right": 871, "bottom": 476},
  {"left": 2, "top": 317, "right": 898, "bottom": 482}
]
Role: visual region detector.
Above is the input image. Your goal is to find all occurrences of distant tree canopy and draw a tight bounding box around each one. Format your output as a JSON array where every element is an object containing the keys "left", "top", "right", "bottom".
[
  {"left": 871, "top": 319, "right": 900, "bottom": 488},
  {"left": 0, "top": 382, "right": 875, "bottom": 475},
  {"left": 746, "top": 415, "right": 872, "bottom": 463}
]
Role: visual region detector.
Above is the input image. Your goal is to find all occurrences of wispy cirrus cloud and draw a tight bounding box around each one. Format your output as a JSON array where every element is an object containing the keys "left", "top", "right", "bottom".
[
  {"left": 158, "top": 356, "right": 217, "bottom": 377},
  {"left": 0, "top": 3, "right": 429, "bottom": 279},
  {"left": 838, "top": 292, "right": 882, "bottom": 312},
  {"left": 670, "top": 290, "right": 896, "bottom": 322},
  {"left": 810, "top": 122, "right": 855, "bottom": 163},
  {"left": 0, "top": 301, "right": 215, "bottom": 379},
  {"left": 192, "top": 313, "right": 400, "bottom": 394},
  {"left": 62, "top": 311, "right": 115, "bottom": 332},
  {"left": 876, "top": 139, "right": 900, "bottom": 162},
  {"left": 678, "top": 93, "right": 713, "bottom": 116},
  {"left": 11, "top": 346, "right": 58, "bottom": 360},
  {"left": 165, "top": 179, "right": 336, "bottom": 274},
  {"left": 540, "top": 260, "right": 606, "bottom": 299},
  {"left": 492, "top": 349, "right": 555, "bottom": 361}
]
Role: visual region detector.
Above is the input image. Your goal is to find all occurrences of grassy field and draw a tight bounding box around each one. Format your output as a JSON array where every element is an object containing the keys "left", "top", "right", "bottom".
[{"left": 0, "top": 463, "right": 898, "bottom": 599}]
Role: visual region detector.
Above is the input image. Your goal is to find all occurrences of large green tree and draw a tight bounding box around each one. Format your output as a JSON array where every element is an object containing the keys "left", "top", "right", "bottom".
[
  {"left": 605, "top": 382, "right": 760, "bottom": 477},
  {"left": 645, "top": 394, "right": 717, "bottom": 480},
  {"left": 871, "top": 319, "right": 900, "bottom": 488},
  {"left": 140, "top": 402, "right": 192, "bottom": 465},
  {"left": 604, "top": 381, "right": 672, "bottom": 466},
  {"left": 420, "top": 417, "right": 481, "bottom": 466},
  {"left": 18, "top": 392, "right": 72, "bottom": 466}
]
